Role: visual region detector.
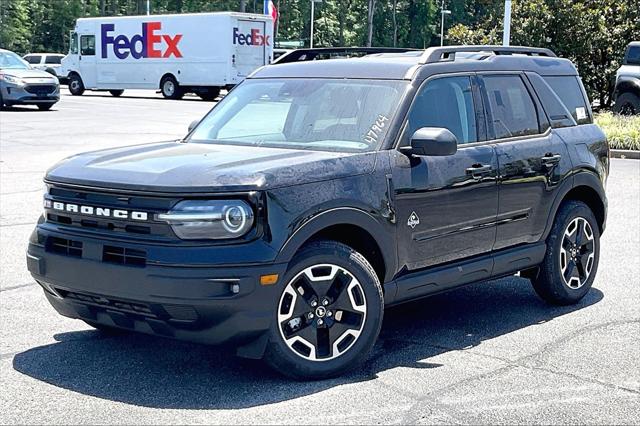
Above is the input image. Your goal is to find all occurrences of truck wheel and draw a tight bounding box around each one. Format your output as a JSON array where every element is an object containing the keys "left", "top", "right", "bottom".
[
  {"left": 160, "top": 75, "right": 183, "bottom": 100},
  {"left": 613, "top": 92, "right": 640, "bottom": 115},
  {"left": 109, "top": 90, "right": 124, "bottom": 97},
  {"left": 264, "top": 240, "right": 384, "bottom": 380},
  {"left": 198, "top": 87, "right": 220, "bottom": 101},
  {"left": 530, "top": 201, "right": 600, "bottom": 305},
  {"left": 68, "top": 74, "right": 85, "bottom": 96}
]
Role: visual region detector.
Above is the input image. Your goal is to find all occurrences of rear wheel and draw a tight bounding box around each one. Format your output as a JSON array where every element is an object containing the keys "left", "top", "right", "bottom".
[
  {"left": 68, "top": 74, "right": 85, "bottom": 96},
  {"left": 109, "top": 90, "right": 124, "bottom": 97},
  {"left": 37, "top": 104, "right": 53, "bottom": 111},
  {"left": 264, "top": 240, "right": 383, "bottom": 380},
  {"left": 198, "top": 87, "right": 220, "bottom": 101},
  {"left": 160, "top": 75, "right": 183, "bottom": 100},
  {"left": 530, "top": 201, "right": 600, "bottom": 305},
  {"left": 613, "top": 92, "right": 640, "bottom": 115}
]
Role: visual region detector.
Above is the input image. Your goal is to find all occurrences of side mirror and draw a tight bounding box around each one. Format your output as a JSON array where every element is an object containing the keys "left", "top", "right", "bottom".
[
  {"left": 188, "top": 119, "right": 199, "bottom": 133},
  {"left": 400, "top": 127, "right": 458, "bottom": 157}
]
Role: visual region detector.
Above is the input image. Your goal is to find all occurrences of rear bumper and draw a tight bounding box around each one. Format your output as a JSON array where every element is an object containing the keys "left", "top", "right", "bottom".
[{"left": 27, "top": 229, "right": 287, "bottom": 348}]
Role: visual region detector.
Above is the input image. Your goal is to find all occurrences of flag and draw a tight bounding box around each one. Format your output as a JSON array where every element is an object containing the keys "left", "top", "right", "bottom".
[{"left": 264, "top": 0, "right": 278, "bottom": 22}]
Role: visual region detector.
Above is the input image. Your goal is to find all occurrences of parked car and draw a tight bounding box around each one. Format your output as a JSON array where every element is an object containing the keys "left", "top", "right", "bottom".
[
  {"left": 0, "top": 48, "right": 60, "bottom": 110},
  {"left": 23, "top": 53, "right": 67, "bottom": 82},
  {"left": 61, "top": 12, "right": 273, "bottom": 100},
  {"left": 613, "top": 41, "right": 640, "bottom": 115},
  {"left": 27, "top": 45, "right": 608, "bottom": 379}
]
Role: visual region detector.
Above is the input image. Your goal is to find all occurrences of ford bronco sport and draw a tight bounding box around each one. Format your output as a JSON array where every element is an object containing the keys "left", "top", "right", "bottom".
[
  {"left": 613, "top": 41, "right": 640, "bottom": 115},
  {"left": 27, "top": 45, "right": 608, "bottom": 380}
]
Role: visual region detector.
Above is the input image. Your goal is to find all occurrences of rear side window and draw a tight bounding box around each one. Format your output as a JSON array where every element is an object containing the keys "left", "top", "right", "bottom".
[
  {"left": 543, "top": 76, "right": 591, "bottom": 125},
  {"left": 625, "top": 46, "right": 640, "bottom": 65},
  {"left": 24, "top": 55, "right": 41, "bottom": 64},
  {"left": 45, "top": 55, "right": 62, "bottom": 64},
  {"left": 482, "top": 75, "right": 539, "bottom": 139}
]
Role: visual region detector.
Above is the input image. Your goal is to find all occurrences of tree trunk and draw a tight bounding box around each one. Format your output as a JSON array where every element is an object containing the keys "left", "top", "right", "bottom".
[
  {"left": 240, "top": 0, "right": 246, "bottom": 13},
  {"left": 100, "top": 0, "right": 105, "bottom": 15},
  {"left": 366, "top": 0, "right": 376, "bottom": 47}
]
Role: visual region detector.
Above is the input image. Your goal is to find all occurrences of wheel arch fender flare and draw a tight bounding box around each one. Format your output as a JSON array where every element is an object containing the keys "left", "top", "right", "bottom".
[
  {"left": 543, "top": 170, "right": 607, "bottom": 239},
  {"left": 275, "top": 207, "right": 396, "bottom": 283},
  {"left": 615, "top": 76, "right": 640, "bottom": 98},
  {"left": 159, "top": 72, "right": 178, "bottom": 88}
]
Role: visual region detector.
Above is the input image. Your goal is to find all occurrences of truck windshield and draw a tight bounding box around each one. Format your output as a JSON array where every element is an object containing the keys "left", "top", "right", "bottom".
[
  {"left": 189, "top": 78, "right": 407, "bottom": 152},
  {"left": 0, "top": 51, "right": 29, "bottom": 70}
]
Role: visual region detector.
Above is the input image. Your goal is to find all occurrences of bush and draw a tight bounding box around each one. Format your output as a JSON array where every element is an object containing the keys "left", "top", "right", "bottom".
[{"left": 594, "top": 112, "right": 640, "bottom": 151}]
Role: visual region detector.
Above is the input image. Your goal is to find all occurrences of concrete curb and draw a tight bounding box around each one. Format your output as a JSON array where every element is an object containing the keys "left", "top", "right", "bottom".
[{"left": 610, "top": 149, "right": 640, "bottom": 159}]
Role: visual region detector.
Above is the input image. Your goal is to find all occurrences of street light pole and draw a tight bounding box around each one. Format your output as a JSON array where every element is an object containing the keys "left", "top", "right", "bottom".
[
  {"left": 502, "top": 0, "right": 512, "bottom": 46},
  {"left": 146, "top": 0, "right": 150, "bottom": 15},
  {"left": 310, "top": 0, "right": 315, "bottom": 48},
  {"left": 440, "top": 0, "right": 451, "bottom": 47}
]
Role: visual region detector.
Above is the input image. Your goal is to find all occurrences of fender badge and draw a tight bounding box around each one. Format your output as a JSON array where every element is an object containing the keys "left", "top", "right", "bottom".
[{"left": 407, "top": 211, "right": 420, "bottom": 229}]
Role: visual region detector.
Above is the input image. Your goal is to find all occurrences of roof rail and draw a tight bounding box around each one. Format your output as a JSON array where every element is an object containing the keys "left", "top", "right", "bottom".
[
  {"left": 419, "top": 45, "right": 557, "bottom": 64},
  {"left": 273, "top": 47, "right": 420, "bottom": 64}
]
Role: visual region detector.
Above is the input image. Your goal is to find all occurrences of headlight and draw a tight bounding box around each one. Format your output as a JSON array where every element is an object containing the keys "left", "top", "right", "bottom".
[
  {"left": 157, "top": 200, "right": 254, "bottom": 240},
  {"left": 1, "top": 74, "right": 25, "bottom": 85}
]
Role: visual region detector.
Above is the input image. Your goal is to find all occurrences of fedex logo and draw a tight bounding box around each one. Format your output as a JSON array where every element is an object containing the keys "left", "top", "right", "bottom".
[
  {"left": 101, "top": 22, "right": 183, "bottom": 59},
  {"left": 233, "top": 27, "right": 270, "bottom": 46}
]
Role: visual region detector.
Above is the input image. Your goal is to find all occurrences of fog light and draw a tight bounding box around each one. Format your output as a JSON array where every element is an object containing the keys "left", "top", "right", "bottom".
[{"left": 260, "top": 274, "right": 279, "bottom": 286}]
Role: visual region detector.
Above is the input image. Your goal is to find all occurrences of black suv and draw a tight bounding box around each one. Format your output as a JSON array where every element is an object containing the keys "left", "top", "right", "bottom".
[{"left": 27, "top": 46, "right": 609, "bottom": 380}]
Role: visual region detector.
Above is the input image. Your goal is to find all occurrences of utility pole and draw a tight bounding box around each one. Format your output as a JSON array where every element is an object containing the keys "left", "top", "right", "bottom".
[
  {"left": 146, "top": 0, "right": 150, "bottom": 15},
  {"left": 503, "top": 0, "right": 512, "bottom": 46},
  {"left": 310, "top": 0, "right": 322, "bottom": 48},
  {"left": 440, "top": 0, "right": 451, "bottom": 47}
]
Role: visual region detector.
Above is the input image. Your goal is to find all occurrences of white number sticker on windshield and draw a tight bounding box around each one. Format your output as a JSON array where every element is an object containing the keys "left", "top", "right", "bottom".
[{"left": 364, "top": 115, "right": 389, "bottom": 145}]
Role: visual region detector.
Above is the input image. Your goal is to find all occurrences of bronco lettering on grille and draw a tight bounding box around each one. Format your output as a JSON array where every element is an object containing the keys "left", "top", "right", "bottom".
[{"left": 46, "top": 200, "right": 148, "bottom": 221}]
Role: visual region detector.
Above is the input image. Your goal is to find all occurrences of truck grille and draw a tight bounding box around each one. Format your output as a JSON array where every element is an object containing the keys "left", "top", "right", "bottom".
[
  {"left": 103, "top": 245, "right": 147, "bottom": 267},
  {"left": 46, "top": 237, "right": 83, "bottom": 257}
]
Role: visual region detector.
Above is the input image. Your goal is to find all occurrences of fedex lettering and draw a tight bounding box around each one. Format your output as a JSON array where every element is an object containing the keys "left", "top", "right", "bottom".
[
  {"left": 101, "top": 22, "right": 183, "bottom": 59},
  {"left": 233, "top": 27, "right": 270, "bottom": 46}
]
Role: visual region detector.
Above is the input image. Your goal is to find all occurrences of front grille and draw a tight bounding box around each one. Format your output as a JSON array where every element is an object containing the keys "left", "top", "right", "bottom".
[
  {"left": 58, "top": 289, "right": 156, "bottom": 317},
  {"left": 45, "top": 184, "right": 177, "bottom": 240},
  {"left": 46, "top": 237, "right": 82, "bottom": 257},
  {"left": 103, "top": 245, "right": 147, "bottom": 267},
  {"left": 25, "top": 84, "right": 56, "bottom": 94}
]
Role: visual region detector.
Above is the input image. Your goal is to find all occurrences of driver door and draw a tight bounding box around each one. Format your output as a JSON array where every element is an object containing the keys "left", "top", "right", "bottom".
[
  {"left": 392, "top": 75, "right": 499, "bottom": 271},
  {"left": 78, "top": 34, "right": 97, "bottom": 88}
]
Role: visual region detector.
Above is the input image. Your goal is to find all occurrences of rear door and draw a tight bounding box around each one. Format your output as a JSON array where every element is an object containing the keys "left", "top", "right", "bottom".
[
  {"left": 479, "top": 73, "right": 570, "bottom": 250},
  {"left": 393, "top": 74, "right": 499, "bottom": 270},
  {"left": 234, "top": 19, "right": 268, "bottom": 78}
]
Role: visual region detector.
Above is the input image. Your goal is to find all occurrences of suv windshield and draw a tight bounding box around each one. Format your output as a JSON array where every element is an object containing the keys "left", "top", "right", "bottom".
[
  {"left": 189, "top": 78, "right": 407, "bottom": 152},
  {"left": 0, "top": 51, "right": 29, "bottom": 70}
]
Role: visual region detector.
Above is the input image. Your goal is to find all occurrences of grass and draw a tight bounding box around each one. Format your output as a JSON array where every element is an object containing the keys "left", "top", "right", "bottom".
[{"left": 594, "top": 112, "right": 640, "bottom": 150}]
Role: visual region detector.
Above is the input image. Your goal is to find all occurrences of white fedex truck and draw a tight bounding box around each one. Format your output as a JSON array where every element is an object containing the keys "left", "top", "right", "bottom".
[{"left": 61, "top": 12, "right": 273, "bottom": 100}]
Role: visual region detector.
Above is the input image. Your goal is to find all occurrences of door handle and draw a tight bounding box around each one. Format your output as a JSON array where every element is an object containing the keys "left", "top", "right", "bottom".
[
  {"left": 466, "top": 164, "right": 493, "bottom": 179},
  {"left": 541, "top": 153, "right": 561, "bottom": 167}
]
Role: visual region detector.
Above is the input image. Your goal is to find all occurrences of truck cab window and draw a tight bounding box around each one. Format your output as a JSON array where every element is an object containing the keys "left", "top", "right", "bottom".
[
  {"left": 70, "top": 33, "right": 79, "bottom": 55},
  {"left": 80, "top": 35, "right": 95, "bottom": 56}
]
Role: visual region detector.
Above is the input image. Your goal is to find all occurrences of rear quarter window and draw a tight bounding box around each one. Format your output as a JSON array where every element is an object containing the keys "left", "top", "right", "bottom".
[
  {"left": 45, "top": 55, "right": 62, "bottom": 64},
  {"left": 543, "top": 76, "right": 591, "bottom": 125}
]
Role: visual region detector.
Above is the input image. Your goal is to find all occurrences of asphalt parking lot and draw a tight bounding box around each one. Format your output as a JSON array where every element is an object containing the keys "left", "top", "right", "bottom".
[{"left": 1, "top": 89, "right": 639, "bottom": 424}]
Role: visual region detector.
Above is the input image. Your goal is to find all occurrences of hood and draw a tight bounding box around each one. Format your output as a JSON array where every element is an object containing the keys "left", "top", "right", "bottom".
[
  {"left": 1, "top": 68, "right": 57, "bottom": 80},
  {"left": 45, "top": 141, "right": 377, "bottom": 193}
]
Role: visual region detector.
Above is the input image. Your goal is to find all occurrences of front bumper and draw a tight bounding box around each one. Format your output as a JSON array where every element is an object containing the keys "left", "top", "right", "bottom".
[
  {"left": 27, "top": 226, "right": 287, "bottom": 348},
  {"left": 2, "top": 82, "right": 59, "bottom": 105}
]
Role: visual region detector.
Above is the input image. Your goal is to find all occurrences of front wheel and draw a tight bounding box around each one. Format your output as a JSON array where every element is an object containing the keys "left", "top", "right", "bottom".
[
  {"left": 613, "top": 92, "right": 640, "bottom": 115},
  {"left": 68, "top": 74, "right": 85, "bottom": 96},
  {"left": 264, "top": 240, "right": 383, "bottom": 380},
  {"left": 530, "top": 201, "right": 600, "bottom": 305},
  {"left": 109, "top": 90, "right": 124, "bottom": 97},
  {"left": 160, "top": 75, "right": 183, "bottom": 100}
]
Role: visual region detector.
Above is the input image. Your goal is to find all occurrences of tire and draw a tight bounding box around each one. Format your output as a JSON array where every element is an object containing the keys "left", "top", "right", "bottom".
[
  {"left": 613, "top": 92, "right": 640, "bottom": 115},
  {"left": 68, "top": 74, "right": 85, "bottom": 96},
  {"left": 160, "top": 75, "right": 183, "bottom": 100},
  {"left": 530, "top": 200, "right": 600, "bottom": 305},
  {"left": 109, "top": 90, "right": 124, "bottom": 97},
  {"left": 264, "top": 240, "right": 384, "bottom": 380},
  {"left": 37, "top": 104, "right": 53, "bottom": 111},
  {"left": 198, "top": 87, "right": 220, "bottom": 101}
]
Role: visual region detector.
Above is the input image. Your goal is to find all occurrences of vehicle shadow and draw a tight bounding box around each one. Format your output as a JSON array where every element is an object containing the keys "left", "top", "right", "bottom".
[
  {"left": 0, "top": 105, "right": 54, "bottom": 112},
  {"left": 12, "top": 276, "right": 603, "bottom": 409}
]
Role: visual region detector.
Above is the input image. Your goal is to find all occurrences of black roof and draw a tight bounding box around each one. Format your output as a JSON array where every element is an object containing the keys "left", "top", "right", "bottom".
[{"left": 252, "top": 45, "right": 578, "bottom": 80}]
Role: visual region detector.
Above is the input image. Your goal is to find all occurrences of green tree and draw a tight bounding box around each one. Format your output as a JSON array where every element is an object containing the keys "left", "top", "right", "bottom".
[{"left": 0, "top": 0, "right": 32, "bottom": 53}]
